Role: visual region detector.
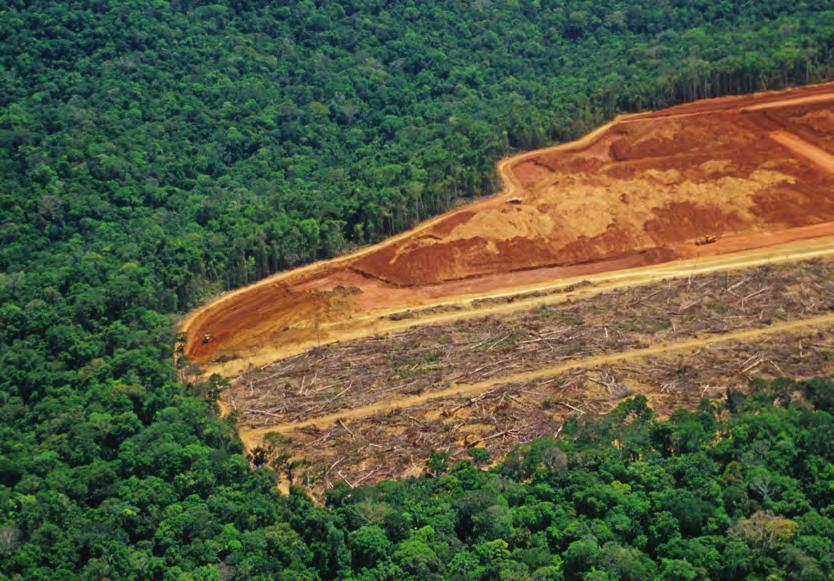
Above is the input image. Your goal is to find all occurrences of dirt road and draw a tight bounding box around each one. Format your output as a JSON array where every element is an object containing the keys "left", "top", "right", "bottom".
[
  {"left": 768, "top": 130, "right": 834, "bottom": 173},
  {"left": 196, "top": 233, "right": 834, "bottom": 377}
]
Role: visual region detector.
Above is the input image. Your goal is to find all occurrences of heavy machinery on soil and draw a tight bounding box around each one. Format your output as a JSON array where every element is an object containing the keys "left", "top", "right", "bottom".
[{"left": 695, "top": 234, "right": 717, "bottom": 246}]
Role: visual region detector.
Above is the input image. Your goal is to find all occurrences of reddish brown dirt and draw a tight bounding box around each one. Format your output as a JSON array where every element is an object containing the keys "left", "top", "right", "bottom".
[
  {"left": 183, "top": 83, "right": 834, "bottom": 370},
  {"left": 185, "top": 284, "right": 358, "bottom": 362}
]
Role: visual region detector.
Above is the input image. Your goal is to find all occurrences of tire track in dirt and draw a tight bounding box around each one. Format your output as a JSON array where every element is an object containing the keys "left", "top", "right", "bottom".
[
  {"left": 768, "top": 131, "right": 834, "bottom": 173},
  {"left": 239, "top": 312, "right": 834, "bottom": 442}
]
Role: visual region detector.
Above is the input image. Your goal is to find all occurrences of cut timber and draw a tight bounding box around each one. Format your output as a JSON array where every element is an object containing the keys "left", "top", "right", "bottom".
[
  {"left": 221, "top": 258, "right": 834, "bottom": 429},
  {"left": 240, "top": 312, "right": 834, "bottom": 438}
]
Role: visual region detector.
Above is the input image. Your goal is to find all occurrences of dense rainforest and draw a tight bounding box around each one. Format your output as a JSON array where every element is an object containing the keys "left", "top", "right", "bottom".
[{"left": 2, "top": 0, "right": 834, "bottom": 578}]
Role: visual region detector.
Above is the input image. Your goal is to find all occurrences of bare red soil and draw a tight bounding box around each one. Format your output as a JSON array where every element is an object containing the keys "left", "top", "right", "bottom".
[{"left": 183, "top": 83, "right": 834, "bottom": 370}]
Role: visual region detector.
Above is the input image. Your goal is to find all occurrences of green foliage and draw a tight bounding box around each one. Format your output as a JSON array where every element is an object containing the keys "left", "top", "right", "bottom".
[
  {"left": 427, "top": 451, "right": 451, "bottom": 477},
  {"left": 325, "top": 380, "right": 834, "bottom": 580},
  {"left": 2, "top": 0, "right": 834, "bottom": 577},
  {"left": 348, "top": 525, "right": 390, "bottom": 570},
  {"left": 468, "top": 447, "right": 491, "bottom": 467}
]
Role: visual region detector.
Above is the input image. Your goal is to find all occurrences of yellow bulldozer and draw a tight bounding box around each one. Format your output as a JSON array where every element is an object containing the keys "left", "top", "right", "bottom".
[{"left": 695, "top": 234, "right": 717, "bottom": 246}]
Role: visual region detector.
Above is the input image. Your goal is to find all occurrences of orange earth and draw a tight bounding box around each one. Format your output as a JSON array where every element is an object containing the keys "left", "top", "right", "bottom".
[{"left": 183, "top": 83, "right": 834, "bottom": 373}]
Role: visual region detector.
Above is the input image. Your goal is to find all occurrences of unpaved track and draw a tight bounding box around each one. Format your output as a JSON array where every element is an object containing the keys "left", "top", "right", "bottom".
[
  {"left": 240, "top": 312, "right": 834, "bottom": 443},
  {"left": 768, "top": 130, "right": 834, "bottom": 173},
  {"left": 201, "top": 233, "right": 834, "bottom": 376},
  {"left": 743, "top": 91, "right": 834, "bottom": 112}
]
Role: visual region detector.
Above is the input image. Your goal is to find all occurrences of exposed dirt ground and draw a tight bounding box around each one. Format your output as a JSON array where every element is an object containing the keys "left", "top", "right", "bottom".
[
  {"left": 231, "top": 258, "right": 834, "bottom": 492},
  {"left": 225, "top": 260, "right": 834, "bottom": 428},
  {"left": 179, "top": 85, "right": 834, "bottom": 494},
  {"left": 182, "top": 83, "right": 834, "bottom": 375}
]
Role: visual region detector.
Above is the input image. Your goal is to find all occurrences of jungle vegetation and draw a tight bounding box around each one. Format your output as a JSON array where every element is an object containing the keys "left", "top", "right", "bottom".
[{"left": 2, "top": 1, "right": 834, "bottom": 578}]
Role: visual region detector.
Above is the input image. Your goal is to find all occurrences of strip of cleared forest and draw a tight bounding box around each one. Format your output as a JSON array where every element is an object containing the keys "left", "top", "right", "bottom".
[
  {"left": 222, "top": 258, "right": 834, "bottom": 427},
  {"left": 260, "top": 320, "right": 834, "bottom": 491}
]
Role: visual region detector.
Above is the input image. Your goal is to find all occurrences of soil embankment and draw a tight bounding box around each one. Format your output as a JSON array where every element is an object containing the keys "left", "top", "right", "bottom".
[{"left": 183, "top": 83, "right": 834, "bottom": 377}]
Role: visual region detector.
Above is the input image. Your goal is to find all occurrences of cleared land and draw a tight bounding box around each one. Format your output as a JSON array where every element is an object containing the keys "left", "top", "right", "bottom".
[
  {"left": 183, "top": 83, "right": 834, "bottom": 376},
  {"left": 180, "top": 85, "right": 834, "bottom": 492},
  {"left": 226, "top": 260, "right": 834, "bottom": 428},
  {"left": 259, "top": 324, "right": 834, "bottom": 491},
  {"left": 230, "top": 258, "right": 834, "bottom": 491}
]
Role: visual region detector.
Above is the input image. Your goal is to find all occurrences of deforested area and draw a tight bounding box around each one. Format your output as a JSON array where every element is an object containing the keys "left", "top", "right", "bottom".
[
  {"left": 223, "top": 259, "right": 834, "bottom": 427},
  {"left": 185, "top": 86, "right": 834, "bottom": 372},
  {"left": 259, "top": 321, "right": 834, "bottom": 491},
  {"left": 8, "top": 0, "right": 834, "bottom": 577}
]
